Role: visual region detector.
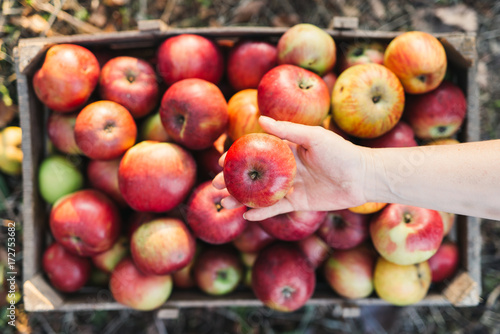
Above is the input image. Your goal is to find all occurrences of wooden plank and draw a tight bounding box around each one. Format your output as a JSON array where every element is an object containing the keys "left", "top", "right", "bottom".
[{"left": 23, "top": 274, "right": 64, "bottom": 311}]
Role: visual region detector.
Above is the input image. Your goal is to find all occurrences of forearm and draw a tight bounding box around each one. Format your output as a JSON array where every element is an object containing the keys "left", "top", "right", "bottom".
[{"left": 364, "top": 140, "right": 500, "bottom": 220}]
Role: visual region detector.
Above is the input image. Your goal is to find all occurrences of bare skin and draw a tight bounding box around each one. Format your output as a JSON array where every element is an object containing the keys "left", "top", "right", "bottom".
[{"left": 212, "top": 116, "right": 500, "bottom": 221}]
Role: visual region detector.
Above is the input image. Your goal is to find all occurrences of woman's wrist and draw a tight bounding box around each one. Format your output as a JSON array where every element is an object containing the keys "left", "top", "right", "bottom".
[{"left": 361, "top": 147, "right": 394, "bottom": 204}]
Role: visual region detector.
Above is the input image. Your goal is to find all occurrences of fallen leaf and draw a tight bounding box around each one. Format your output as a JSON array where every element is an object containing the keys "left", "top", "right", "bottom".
[
  {"left": 231, "top": 0, "right": 266, "bottom": 24},
  {"left": 435, "top": 4, "right": 478, "bottom": 32}
]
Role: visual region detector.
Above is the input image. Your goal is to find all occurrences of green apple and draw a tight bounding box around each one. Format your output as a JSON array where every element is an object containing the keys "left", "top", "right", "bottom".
[{"left": 38, "top": 155, "right": 84, "bottom": 204}]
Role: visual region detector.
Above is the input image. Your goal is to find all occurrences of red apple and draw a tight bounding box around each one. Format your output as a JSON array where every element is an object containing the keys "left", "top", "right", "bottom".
[
  {"left": 427, "top": 240, "right": 460, "bottom": 283},
  {"left": 99, "top": 56, "right": 159, "bottom": 119},
  {"left": 186, "top": 181, "right": 248, "bottom": 244},
  {"left": 258, "top": 211, "right": 327, "bottom": 241},
  {"left": 42, "top": 242, "right": 91, "bottom": 292},
  {"left": 258, "top": 64, "right": 330, "bottom": 126},
  {"left": 373, "top": 257, "right": 431, "bottom": 306},
  {"left": 172, "top": 246, "right": 199, "bottom": 289},
  {"left": 74, "top": 100, "right": 137, "bottom": 160},
  {"left": 160, "top": 78, "right": 228, "bottom": 150},
  {"left": 277, "top": 23, "right": 336, "bottom": 76},
  {"left": 358, "top": 121, "right": 417, "bottom": 148},
  {"left": 338, "top": 41, "right": 385, "bottom": 73},
  {"left": 47, "top": 112, "right": 82, "bottom": 155},
  {"left": 91, "top": 236, "right": 128, "bottom": 273},
  {"left": 297, "top": 234, "right": 331, "bottom": 268},
  {"left": 232, "top": 221, "right": 275, "bottom": 253},
  {"left": 322, "top": 72, "right": 337, "bottom": 97},
  {"left": 384, "top": 31, "right": 447, "bottom": 94},
  {"left": 194, "top": 246, "right": 243, "bottom": 295},
  {"left": 403, "top": 80, "right": 467, "bottom": 140},
  {"left": 139, "top": 111, "right": 171, "bottom": 142},
  {"left": 126, "top": 211, "right": 158, "bottom": 240},
  {"left": 252, "top": 242, "right": 315, "bottom": 312},
  {"left": 110, "top": 258, "right": 172, "bottom": 311},
  {"left": 370, "top": 204, "right": 444, "bottom": 265},
  {"left": 50, "top": 189, "right": 121, "bottom": 257},
  {"left": 227, "top": 89, "right": 264, "bottom": 141},
  {"left": 157, "top": 34, "right": 224, "bottom": 85},
  {"left": 33, "top": 44, "right": 100, "bottom": 112},
  {"left": 323, "top": 244, "right": 377, "bottom": 299},
  {"left": 118, "top": 141, "right": 196, "bottom": 212},
  {"left": 227, "top": 40, "right": 277, "bottom": 91},
  {"left": 87, "top": 158, "right": 127, "bottom": 207},
  {"left": 195, "top": 134, "right": 227, "bottom": 180},
  {"left": 331, "top": 63, "right": 405, "bottom": 139},
  {"left": 317, "top": 210, "right": 370, "bottom": 250},
  {"left": 131, "top": 217, "right": 195, "bottom": 275},
  {"left": 223, "top": 133, "right": 296, "bottom": 208}
]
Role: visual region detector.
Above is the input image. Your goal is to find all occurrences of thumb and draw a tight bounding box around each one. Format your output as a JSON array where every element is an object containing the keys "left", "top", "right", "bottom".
[{"left": 258, "top": 116, "right": 318, "bottom": 148}]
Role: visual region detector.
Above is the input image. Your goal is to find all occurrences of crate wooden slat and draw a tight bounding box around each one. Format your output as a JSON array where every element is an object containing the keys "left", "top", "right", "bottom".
[{"left": 16, "top": 24, "right": 481, "bottom": 313}]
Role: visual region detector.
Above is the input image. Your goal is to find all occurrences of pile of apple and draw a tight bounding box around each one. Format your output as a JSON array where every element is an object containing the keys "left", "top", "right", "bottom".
[{"left": 34, "top": 23, "right": 464, "bottom": 312}]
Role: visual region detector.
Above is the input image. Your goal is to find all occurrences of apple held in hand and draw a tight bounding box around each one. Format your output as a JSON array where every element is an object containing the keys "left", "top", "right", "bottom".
[
  {"left": 258, "top": 210, "right": 327, "bottom": 241},
  {"left": 110, "top": 258, "right": 172, "bottom": 311},
  {"left": 332, "top": 63, "right": 405, "bottom": 139},
  {"left": 74, "top": 101, "right": 137, "bottom": 160},
  {"left": 223, "top": 133, "right": 296, "bottom": 208},
  {"left": 160, "top": 78, "right": 228, "bottom": 150},
  {"left": 99, "top": 56, "right": 159, "bottom": 119},
  {"left": 43, "top": 242, "right": 91, "bottom": 292},
  {"left": 338, "top": 41, "right": 385, "bottom": 73},
  {"left": 131, "top": 217, "right": 195, "bottom": 275},
  {"left": 227, "top": 40, "right": 277, "bottom": 91},
  {"left": 384, "top": 31, "right": 447, "bottom": 94},
  {"left": 33, "top": 44, "right": 100, "bottom": 112},
  {"left": 186, "top": 181, "right": 248, "bottom": 244},
  {"left": 50, "top": 189, "right": 121, "bottom": 257},
  {"left": 227, "top": 89, "right": 264, "bottom": 141},
  {"left": 317, "top": 210, "right": 370, "bottom": 250},
  {"left": 324, "top": 244, "right": 377, "bottom": 299},
  {"left": 118, "top": 141, "right": 196, "bottom": 212},
  {"left": 252, "top": 242, "right": 315, "bottom": 312},
  {"left": 47, "top": 112, "right": 82, "bottom": 155},
  {"left": 157, "top": 34, "right": 224, "bottom": 85},
  {"left": 373, "top": 257, "right": 431, "bottom": 306},
  {"left": 427, "top": 240, "right": 459, "bottom": 283},
  {"left": 277, "top": 23, "right": 336, "bottom": 76},
  {"left": 194, "top": 246, "right": 243, "bottom": 295},
  {"left": 370, "top": 204, "right": 444, "bottom": 265},
  {"left": 258, "top": 64, "right": 330, "bottom": 126},
  {"left": 404, "top": 80, "right": 467, "bottom": 140}
]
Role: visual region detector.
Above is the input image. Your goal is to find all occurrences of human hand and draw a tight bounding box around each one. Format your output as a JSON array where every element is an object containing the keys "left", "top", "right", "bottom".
[{"left": 212, "top": 116, "right": 372, "bottom": 221}]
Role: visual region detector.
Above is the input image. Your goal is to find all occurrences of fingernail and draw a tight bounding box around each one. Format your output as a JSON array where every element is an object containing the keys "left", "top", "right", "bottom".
[{"left": 242, "top": 212, "right": 247, "bottom": 220}]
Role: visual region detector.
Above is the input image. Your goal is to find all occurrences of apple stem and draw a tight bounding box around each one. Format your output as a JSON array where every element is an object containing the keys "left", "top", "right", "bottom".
[
  {"left": 298, "top": 82, "right": 313, "bottom": 90},
  {"left": 282, "top": 286, "right": 295, "bottom": 299},
  {"left": 217, "top": 270, "right": 227, "bottom": 281},
  {"left": 417, "top": 74, "right": 427, "bottom": 83},
  {"left": 176, "top": 114, "right": 185, "bottom": 125},
  {"left": 437, "top": 126, "right": 448, "bottom": 134},
  {"left": 248, "top": 170, "right": 260, "bottom": 181},
  {"left": 104, "top": 121, "right": 115, "bottom": 133},
  {"left": 353, "top": 48, "right": 364, "bottom": 57},
  {"left": 372, "top": 95, "right": 381, "bottom": 104},
  {"left": 215, "top": 202, "right": 223, "bottom": 212},
  {"left": 403, "top": 213, "right": 412, "bottom": 224}
]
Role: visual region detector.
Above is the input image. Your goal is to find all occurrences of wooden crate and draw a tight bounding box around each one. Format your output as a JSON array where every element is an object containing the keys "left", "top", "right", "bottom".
[{"left": 15, "top": 19, "right": 481, "bottom": 315}]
